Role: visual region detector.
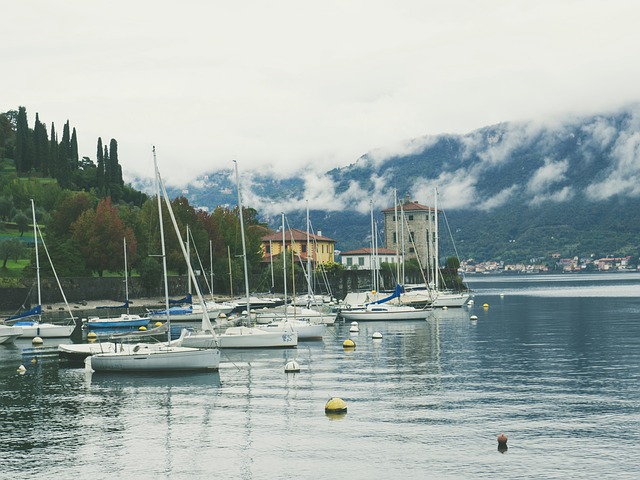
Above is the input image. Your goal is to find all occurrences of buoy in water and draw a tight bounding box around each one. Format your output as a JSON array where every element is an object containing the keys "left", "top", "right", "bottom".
[
  {"left": 470, "top": 315, "right": 478, "bottom": 322},
  {"left": 17, "top": 365, "right": 26, "bottom": 374},
  {"left": 483, "top": 303, "right": 489, "bottom": 309},
  {"left": 284, "top": 360, "right": 300, "bottom": 373},
  {"left": 497, "top": 433, "right": 508, "bottom": 452},
  {"left": 372, "top": 332, "right": 383, "bottom": 340},
  {"left": 442, "top": 306, "right": 448, "bottom": 310},
  {"left": 32, "top": 336, "right": 43, "bottom": 345},
  {"left": 139, "top": 325, "right": 147, "bottom": 331},
  {"left": 349, "top": 325, "right": 359, "bottom": 333},
  {"left": 467, "top": 299, "right": 474, "bottom": 305},
  {"left": 325, "top": 397, "right": 347, "bottom": 414},
  {"left": 343, "top": 338, "right": 356, "bottom": 349},
  {"left": 87, "top": 331, "right": 97, "bottom": 340},
  {"left": 154, "top": 322, "right": 163, "bottom": 327}
]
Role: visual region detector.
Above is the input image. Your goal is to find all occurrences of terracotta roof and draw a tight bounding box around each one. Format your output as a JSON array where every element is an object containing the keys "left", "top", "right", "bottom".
[
  {"left": 381, "top": 200, "right": 436, "bottom": 213},
  {"left": 261, "top": 228, "right": 334, "bottom": 243},
  {"left": 341, "top": 247, "right": 397, "bottom": 256}
]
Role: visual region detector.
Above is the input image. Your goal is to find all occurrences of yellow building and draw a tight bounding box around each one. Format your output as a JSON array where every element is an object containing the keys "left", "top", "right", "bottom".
[{"left": 261, "top": 228, "right": 336, "bottom": 265}]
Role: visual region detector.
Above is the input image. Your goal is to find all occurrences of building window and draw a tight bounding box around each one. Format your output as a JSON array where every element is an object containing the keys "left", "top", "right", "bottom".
[
  {"left": 347, "top": 258, "right": 353, "bottom": 266},
  {"left": 409, "top": 247, "right": 415, "bottom": 253},
  {"left": 408, "top": 215, "right": 414, "bottom": 221},
  {"left": 302, "top": 244, "right": 307, "bottom": 253},
  {"left": 266, "top": 244, "right": 270, "bottom": 253},
  {"left": 358, "top": 257, "right": 365, "bottom": 266}
]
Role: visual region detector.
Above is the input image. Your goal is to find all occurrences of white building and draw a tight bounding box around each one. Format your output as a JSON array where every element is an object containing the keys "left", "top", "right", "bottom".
[{"left": 340, "top": 247, "right": 397, "bottom": 270}]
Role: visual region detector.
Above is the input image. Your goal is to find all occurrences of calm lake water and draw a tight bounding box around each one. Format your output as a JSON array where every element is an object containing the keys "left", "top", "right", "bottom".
[{"left": 2, "top": 273, "right": 640, "bottom": 479}]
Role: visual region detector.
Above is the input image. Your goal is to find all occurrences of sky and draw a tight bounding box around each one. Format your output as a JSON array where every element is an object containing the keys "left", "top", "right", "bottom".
[{"left": 4, "top": 0, "right": 640, "bottom": 188}]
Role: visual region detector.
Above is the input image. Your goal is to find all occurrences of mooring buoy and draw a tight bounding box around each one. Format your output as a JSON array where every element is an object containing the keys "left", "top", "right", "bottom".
[
  {"left": 325, "top": 397, "right": 347, "bottom": 414},
  {"left": 284, "top": 360, "right": 300, "bottom": 373}
]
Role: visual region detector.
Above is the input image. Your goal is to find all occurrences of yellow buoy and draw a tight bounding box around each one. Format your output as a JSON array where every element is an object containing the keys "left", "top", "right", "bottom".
[
  {"left": 343, "top": 338, "right": 356, "bottom": 349},
  {"left": 139, "top": 325, "right": 147, "bottom": 331},
  {"left": 154, "top": 322, "right": 163, "bottom": 327},
  {"left": 32, "top": 336, "right": 43, "bottom": 345},
  {"left": 87, "top": 331, "right": 97, "bottom": 340},
  {"left": 483, "top": 303, "right": 489, "bottom": 309},
  {"left": 325, "top": 397, "right": 347, "bottom": 414}
]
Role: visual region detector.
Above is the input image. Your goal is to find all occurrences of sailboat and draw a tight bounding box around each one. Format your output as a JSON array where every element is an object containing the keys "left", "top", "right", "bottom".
[
  {"left": 6, "top": 199, "right": 76, "bottom": 338},
  {"left": 85, "top": 148, "right": 220, "bottom": 372},
  {"left": 182, "top": 160, "right": 298, "bottom": 348},
  {"left": 82, "top": 238, "right": 150, "bottom": 329},
  {"left": 256, "top": 213, "right": 326, "bottom": 340},
  {"left": 0, "top": 324, "right": 22, "bottom": 344}
]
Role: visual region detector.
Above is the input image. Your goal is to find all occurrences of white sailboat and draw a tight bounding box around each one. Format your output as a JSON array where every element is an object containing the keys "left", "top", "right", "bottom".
[
  {"left": 256, "top": 213, "right": 326, "bottom": 340},
  {"left": 85, "top": 148, "right": 220, "bottom": 372},
  {"left": 0, "top": 325, "right": 23, "bottom": 344},
  {"left": 209, "top": 161, "right": 297, "bottom": 349},
  {"left": 83, "top": 238, "right": 150, "bottom": 329},
  {"left": 7, "top": 199, "right": 76, "bottom": 338}
]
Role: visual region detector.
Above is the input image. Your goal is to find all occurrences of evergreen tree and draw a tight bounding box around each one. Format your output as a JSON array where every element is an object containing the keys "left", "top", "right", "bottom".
[
  {"left": 57, "top": 120, "right": 71, "bottom": 185},
  {"left": 15, "top": 107, "right": 29, "bottom": 172},
  {"left": 70, "top": 127, "right": 79, "bottom": 170},
  {"left": 33, "top": 113, "right": 49, "bottom": 175},
  {"left": 96, "top": 137, "right": 105, "bottom": 194},
  {"left": 49, "top": 122, "right": 58, "bottom": 177}
]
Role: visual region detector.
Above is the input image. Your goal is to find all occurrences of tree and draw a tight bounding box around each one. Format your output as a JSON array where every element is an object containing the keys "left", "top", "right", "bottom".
[
  {"left": 71, "top": 197, "right": 137, "bottom": 276},
  {"left": 47, "top": 191, "right": 96, "bottom": 240},
  {"left": 0, "top": 238, "right": 24, "bottom": 268},
  {"left": 96, "top": 137, "right": 105, "bottom": 194},
  {"left": 15, "top": 106, "right": 30, "bottom": 172},
  {"left": 12, "top": 211, "right": 30, "bottom": 236}
]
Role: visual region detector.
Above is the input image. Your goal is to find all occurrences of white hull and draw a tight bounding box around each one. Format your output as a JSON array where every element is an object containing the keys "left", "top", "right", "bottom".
[
  {"left": 15, "top": 322, "right": 75, "bottom": 338},
  {"left": 218, "top": 326, "right": 297, "bottom": 348},
  {"left": 86, "top": 344, "right": 220, "bottom": 372},
  {"left": 84, "top": 314, "right": 150, "bottom": 329},
  {"left": 431, "top": 292, "right": 471, "bottom": 308},
  {"left": 255, "top": 306, "right": 337, "bottom": 325},
  {"left": 0, "top": 325, "right": 23, "bottom": 344},
  {"left": 59, "top": 341, "right": 120, "bottom": 361},
  {"left": 340, "top": 306, "right": 431, "bottom": 321},
  {"left": 257, "top": 321, "right": 326, "bottom": 340}
]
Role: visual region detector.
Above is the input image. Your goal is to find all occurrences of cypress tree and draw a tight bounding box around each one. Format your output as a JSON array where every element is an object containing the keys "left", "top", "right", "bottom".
[
  {"left": 33, "top": 113, "right": 49, "bottom": 175},
  {"left": 57, "top": 120, "right": 71, "bottom": 185},
  {"left": 96, "top": 137, "right": 105, "bottom": 194},
  {"left": 15, "top": 107, "right": 29, "bottom": 172},
  {"left": 70, "top": 127, "right": 79, "bottom": 170},
  {"left": 49, "top": 122, "right": 58, "bottom": 177}
]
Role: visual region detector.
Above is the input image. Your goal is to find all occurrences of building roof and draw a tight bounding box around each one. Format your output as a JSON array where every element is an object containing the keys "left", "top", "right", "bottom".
[
  {"left": 381, "top": 199, "right": 436, "bottom": 213},
  {"left": 340, "top": 247, "right": 397, "bottom": 256},
  {"left": 261, "top": 228, "right": 335, "bottom": 243}
]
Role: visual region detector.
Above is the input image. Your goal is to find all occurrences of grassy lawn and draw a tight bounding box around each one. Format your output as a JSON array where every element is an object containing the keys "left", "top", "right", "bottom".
[{"left": 0, "top": 259, "right": 29, "bottom": 277}]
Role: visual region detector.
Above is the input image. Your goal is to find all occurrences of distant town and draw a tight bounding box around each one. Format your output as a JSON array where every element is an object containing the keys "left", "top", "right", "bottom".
[{"left": 460, "top": 254, "right": 635, "bottom": 274}]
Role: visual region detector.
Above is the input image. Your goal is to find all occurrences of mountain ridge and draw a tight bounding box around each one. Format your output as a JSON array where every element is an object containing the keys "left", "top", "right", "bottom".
[{"left": 152, "top": 104, "right": 640, "bottom": 264}]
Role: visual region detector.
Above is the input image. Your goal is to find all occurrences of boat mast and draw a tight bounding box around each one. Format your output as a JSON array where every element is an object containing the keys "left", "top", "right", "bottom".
[
  {"left": 234, "top": 160, "right": 251, "bottom": 320},
  {"left": 394, "top": 189, "right": 400, "bottom": 285},
  {"left": 282, "top": 213, "right": 287, "bottom": 305},
  {"left": 306, "top": 201, "right": 312, "bottom": 302},
  {"left": 434, "top": 187, "right": 440, "bottom": 292},
  {"left": 30, "top": 199, "right": 42, "bottom": 322},
  {"left": 124, "top": 237, "right": 129, "bottom": 313},
  {"left": 153, "top": 147, "right": 172, "bottom": 343},
  {"left": 210, "top": 240, "right": 215, "bottom": 301}
]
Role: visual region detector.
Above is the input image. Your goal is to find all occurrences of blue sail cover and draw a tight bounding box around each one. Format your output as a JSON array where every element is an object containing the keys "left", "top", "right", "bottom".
[
  {"left": 366, "top": 284, "right": 404, "bottom": 306},
  {"left": 96, "top": 300, "right": 130, "bottom": 310},
  {"left": 6, "top": 305, "right": 42, "bottom": 321},
  {"left": 169, "top": 294, "right": 192, "bottom": 305}
]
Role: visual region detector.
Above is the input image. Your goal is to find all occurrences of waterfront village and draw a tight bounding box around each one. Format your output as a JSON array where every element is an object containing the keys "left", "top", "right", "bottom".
[
  {"left": 270, "top": 195, "right": 636, "bottom": 277},
  {"left": 458, "top": 255, "right": 635, "bottom": 274}
]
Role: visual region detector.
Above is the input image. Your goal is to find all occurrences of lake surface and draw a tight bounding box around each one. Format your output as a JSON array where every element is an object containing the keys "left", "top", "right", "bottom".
[{"left": 2, "top": 273, "right": 640, "bottom": 479}]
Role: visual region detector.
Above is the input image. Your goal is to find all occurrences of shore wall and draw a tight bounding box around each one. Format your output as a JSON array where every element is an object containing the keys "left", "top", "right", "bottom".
[{"left": 0, "top": 269, "right": 399, "bottom": 311}]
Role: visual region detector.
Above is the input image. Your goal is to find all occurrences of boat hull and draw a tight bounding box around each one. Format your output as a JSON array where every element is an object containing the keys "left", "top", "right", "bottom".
[
  {"left": 0, "top": 326, "right": 23, "bottom": 344},
  {"left": 85, "top": 315, "right": 150, "bottom": 329},
  {"left": 87, "top": 345, "right": 220, "bottom": 372},
  {"left": 257, "top": 321, "right": 326, "bottom": 340},
  {"left": 339, "top": 309, "right": 431, "bottom": 321},
  {"left": 14, "top": 322, "right": 75, "bottom": 338},
  {"left": 218, "top": 326, "right": 298, "bottom": 348}
]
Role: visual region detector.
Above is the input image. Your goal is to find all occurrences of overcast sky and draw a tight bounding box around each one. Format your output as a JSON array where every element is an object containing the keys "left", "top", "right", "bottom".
[{"left": 4, "top": 0, "right": 640, "bottom": 187}]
